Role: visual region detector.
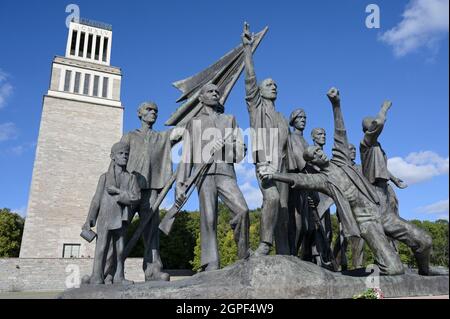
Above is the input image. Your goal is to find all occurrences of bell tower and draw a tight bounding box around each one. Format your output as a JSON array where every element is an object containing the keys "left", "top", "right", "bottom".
[{"left": 20, "top": 18, "right": 124, "bottom": 259}]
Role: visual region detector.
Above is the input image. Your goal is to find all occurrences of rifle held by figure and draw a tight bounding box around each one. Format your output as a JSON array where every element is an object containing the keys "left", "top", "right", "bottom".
[{"left": 159, "top": 131, "right": 234, "bottom": 235}]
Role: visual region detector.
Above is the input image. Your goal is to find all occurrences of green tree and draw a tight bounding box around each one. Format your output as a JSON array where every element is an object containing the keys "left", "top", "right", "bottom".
[
  {"left": 191, "top": 204, "right": 265, "bottom": 271},
  {"left": 126, "top": 210, "right": 200, "bottom": 269},
  {"left": 191, "top": 235, "right": 202, "bottom": 271},
  {"left": 160, "top": 210, "right": 199, "bottom": 269},
  {"left": 414, "top": 219, "right": 449, "bottom": 267},
  {"left": 432, "top": 219, "right": 449, "bottom": 267},
  {"left": 334, "top": 218, "right": 449, "bottom": 269},
  {"left": 249, "top": 209, "right": 261, "bottom": 251},
  {"left": 191, "top": 203, "right": 236, "bottom": 271},
  {"left": 126, "top": 205, "right": 449, "bottom": 271},
  {"left": 0, "top": 208, "right": 25, "bottom": 257}
]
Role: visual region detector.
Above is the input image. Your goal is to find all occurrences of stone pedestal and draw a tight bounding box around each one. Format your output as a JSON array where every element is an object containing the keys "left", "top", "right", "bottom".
[{"left": 59, "top": 256, "right": 449, "bottom": 299}]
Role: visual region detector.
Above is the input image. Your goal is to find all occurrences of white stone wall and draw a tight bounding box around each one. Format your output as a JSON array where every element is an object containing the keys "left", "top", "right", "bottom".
[
  {"left": 0, "top": 258, "right": 194, "bottom": 292},
  {"left": 50, "top": 67, "right": 61, "bottom": 91},
  {"left": 0, "top": 258, "right": 142, "bottom": 292},
  {"left": 20, "top": 96, "right": 123, "bottom": 258}
]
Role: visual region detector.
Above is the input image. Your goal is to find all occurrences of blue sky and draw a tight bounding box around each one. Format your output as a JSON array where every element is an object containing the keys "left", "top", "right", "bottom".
[{"left": 0, "top": 0, "right": 448, "bottom": 220}]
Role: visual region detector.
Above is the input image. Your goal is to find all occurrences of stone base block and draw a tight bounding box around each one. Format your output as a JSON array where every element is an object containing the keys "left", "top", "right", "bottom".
[{"left": 59, "top": 256, "right": 449, "bottom": 299}]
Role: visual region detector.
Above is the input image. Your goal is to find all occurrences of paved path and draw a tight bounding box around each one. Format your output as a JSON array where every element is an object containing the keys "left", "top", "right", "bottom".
[
  {"left": 1, "top": 291, "right": 448, "bottom": 299},
  {"left": 0, "top": 275, "right": 191, "bottom": 299},
  {"left": 387, "top": 295, "right": 448, "bottom": 299}
]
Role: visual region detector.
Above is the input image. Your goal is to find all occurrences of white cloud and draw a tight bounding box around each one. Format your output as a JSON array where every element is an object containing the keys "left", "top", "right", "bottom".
[
  {"left": 239, "top": 182, "right": 262, "bottom": 209},
  {"left": 235, "top": 163, "right": 263, "bottom": 209},
  {"left": 160, "top": 196, "right": 173, "bottom": 210},
  {"left": 3, "top": 142, "right": 36, "bottom": 156},
  {"left": 379, "top": 0, "right": 449, "bottom": 57},
  {"left": 9, "top": 145, "right": 26, "bottom": 156},
  {"left": 0, "top": 122, "right": 18, "bottom": 142},
  {"left": 405, "top": 151, "right": 449, "bottom": 173},
  {"left": 12, "top": 206, "right": 27, "bottom": 217},
  {"left": 0, "top": 71, "right": 6, "bottom": 82},
  {"left": 0, "top": 69, "right": 13, "bottom": 109},
  {"left": 416, "top": 199, "right": 449, "bottom": 220},
  {"left": 235, "top": 162, "right": 256, "bottom": 183},
  {"left": 388, "top": 151, "right": 449, "bottom": 185}
]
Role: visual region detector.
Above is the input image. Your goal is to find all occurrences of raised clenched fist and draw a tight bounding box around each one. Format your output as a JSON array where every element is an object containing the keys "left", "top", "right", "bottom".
[
  {"left": 327, "top": 87, "right": 340, "bottom": 105},
  {"left": 242, "top": 22, "right": 254, "bottom": 46},
  {"left": 382, "top": 100, "right": 392, "bottom": 110}
]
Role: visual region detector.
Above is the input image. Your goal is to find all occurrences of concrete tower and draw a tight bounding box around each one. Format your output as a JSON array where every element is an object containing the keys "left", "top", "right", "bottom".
[{"left": 20, "top": 19, "right": 124, "bottom": 258}]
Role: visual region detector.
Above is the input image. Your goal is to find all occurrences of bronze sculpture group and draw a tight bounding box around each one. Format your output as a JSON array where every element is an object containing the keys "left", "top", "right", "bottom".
[{"left": 81, "top": 23, "right": 447, "bottom": 285}]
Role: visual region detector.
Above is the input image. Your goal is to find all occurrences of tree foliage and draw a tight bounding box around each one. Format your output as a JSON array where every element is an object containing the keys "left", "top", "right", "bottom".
[
  {"left": 0, "top": 208, "right": 25, "bottom": 257},
  {"left": 126, "top": 210, "right": 200, "bottom": 269},
  {"left": 190, "top": 204, "right": 266, "bottom": 271},
  {"left": 394, "top": 219, "right": 449, "bottom": 268},
  {"left": 190, "top": 203, "right": 239, "bottom": 271},
  {"left": 160, "top": 210, "right": 199, "bottom": 269},
  {"left": 329, "top": 214, "right": 449, "bottom": 269},
  {"left": 1, "top": 204, "right": 447, "bottom": 272},
  {"left": 126, "top": 208, "right": 449, "bottom": 271}
]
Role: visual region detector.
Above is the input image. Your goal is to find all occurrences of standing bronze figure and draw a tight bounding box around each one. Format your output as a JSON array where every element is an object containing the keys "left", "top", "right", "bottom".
[
  {"left": 175, "top": 84, "right": 250, "bottom": 271},
  {"left": 242, "top": 22, "right": 290, "bottom": 256}
]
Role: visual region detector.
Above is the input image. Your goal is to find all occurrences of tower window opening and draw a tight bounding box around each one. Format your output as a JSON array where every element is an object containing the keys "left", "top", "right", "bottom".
[
  {"left": 95, "top": 36, "right": 101, "bottom": 60},
  {"left": 78, "top": 32, "right": 85, "bottom": 57},
  {"left": 74, "top": 72, "right": 81, "bottom": 93},
  {"left": 87, "top": 34, "right": 93, "bottom": 59},
  {"left": 70, "top": 30, "right": 77, "bottom": 56},
  {"left": 63, "top": 70, "right": 72, "bottom": 92},
  {"left": 83, "top": 74, "right": 90, "bottom": 95},
  {"left": 93, "top": 75, "right": 100, "bottom": 96},
  {"left": 102, "top": 37, "right": 108, "bottom": 62},
  {"left": 102, "top": 77, "right": 109, "bottom": 98}
]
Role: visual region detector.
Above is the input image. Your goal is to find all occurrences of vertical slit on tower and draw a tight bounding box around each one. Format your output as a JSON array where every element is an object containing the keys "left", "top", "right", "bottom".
[
  {"left": 102, "top": 37, "right": 108, "bottom": 62},
  {"left": 78, "top": 32, "right": 85, "bottom": 57},
  {"left": 70, "top": 30, "right": 77, "bottom": 56},
  {"left": 64, "top": 70, "right": 72, "bottom": 92},
  {"left": 87, "top": 34, "right": 93, "bottom": 59},
  {"left": 93, "top": 75, "right": 100, "bottom": 96},
  {"left": 102, "top": 77, "right": 109, "bottom": 98},
  {"left": 74, "top": 72, "right": 81, "bottom": 93},
  {"left": 95, "top": 36, "right": 101, "bottom": 60},
  {"left": 83, "top": 74, "right": 90, "bottom": 95}
]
